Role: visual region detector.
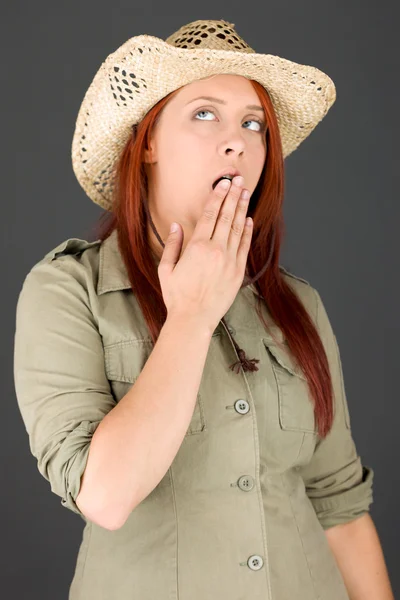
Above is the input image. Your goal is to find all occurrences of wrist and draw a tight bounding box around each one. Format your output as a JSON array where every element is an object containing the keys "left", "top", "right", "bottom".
[{"left": 164, "top": 312, "right": 216, "bottom": 339}]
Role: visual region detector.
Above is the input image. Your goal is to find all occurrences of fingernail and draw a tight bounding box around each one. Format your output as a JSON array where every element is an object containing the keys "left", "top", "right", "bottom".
[
  {"left": 170, "top": 222, "right": 178, "bottom": 233},
  {"left": 232, "top": 175, "right": 244, "bottom": 187},
  {"left": 219, "top": 179, "right": 231, "bottom": 189}
]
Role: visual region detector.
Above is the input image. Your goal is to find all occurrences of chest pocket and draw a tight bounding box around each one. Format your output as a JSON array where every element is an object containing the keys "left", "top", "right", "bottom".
[
  {"left": 104, "top": 339, "right": 206, "bottom": 436},
  {"left": 263, "top": 337, "right": 317, "bottom": 434}
]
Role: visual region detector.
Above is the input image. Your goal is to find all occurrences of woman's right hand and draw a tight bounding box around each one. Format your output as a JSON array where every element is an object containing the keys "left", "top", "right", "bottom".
[{"left": 158, "top": 175, "right": 253, "bottom": 333}]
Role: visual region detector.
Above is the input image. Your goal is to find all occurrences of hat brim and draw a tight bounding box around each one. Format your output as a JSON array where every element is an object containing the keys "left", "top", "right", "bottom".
[{"left": 71, "top": 34, "right": 336, "bottom": 210}]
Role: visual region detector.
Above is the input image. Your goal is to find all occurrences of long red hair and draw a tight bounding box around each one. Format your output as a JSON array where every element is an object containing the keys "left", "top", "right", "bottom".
[{"left": 86, "top": 79, "right": 334, "bottom": 439}]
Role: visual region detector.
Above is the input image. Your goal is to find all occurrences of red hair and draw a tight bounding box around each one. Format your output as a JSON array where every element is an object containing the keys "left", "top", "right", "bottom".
[{"left": 87, "top": 79, "right": 334, "bottom": 439}]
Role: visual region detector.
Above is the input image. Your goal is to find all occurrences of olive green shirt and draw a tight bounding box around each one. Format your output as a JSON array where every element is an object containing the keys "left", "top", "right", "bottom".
[{"left": 13, "top": 229, "right": 374, "bottom": 600}]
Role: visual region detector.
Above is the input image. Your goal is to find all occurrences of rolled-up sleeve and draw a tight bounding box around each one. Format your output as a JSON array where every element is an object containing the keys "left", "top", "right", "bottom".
[
  {"left": 298, "top": 287, "right": 374, "bottom": 530},
  {"left": 13, "top": 259, "right": 116, "bottom": 518}
]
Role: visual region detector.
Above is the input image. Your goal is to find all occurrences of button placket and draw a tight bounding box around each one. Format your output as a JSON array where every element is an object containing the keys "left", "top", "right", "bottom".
[
  {"left": 220, "top": 319, "right": 266, "bottom": 578},
  {"left": 233, "top": 397, "right": 264, "bottom": 572}
]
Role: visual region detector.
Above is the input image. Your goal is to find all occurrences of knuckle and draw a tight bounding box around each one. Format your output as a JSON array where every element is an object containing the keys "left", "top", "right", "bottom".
[
  {"left": 218, "top": 211, "right": 233, "bottom": 224},
  {"left": 230, "top": 221, "right": 243, "bottom": 236},
  {"left": 195, "top": 239, "right": 209, "bottom": 252},
  {"left": 191, "top": 239, "right": 210, "bottom": 257},
  {"left": 203, "top": 207, "right": 219, "bottom": 222},
  {"left": 210, "top": 244, "right": 225, "bottom": 261}
]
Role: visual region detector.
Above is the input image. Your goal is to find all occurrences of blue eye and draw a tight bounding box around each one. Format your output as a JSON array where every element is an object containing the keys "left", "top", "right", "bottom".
[{"left": 194, "top": 109, "right": 266, "bottom": 133}]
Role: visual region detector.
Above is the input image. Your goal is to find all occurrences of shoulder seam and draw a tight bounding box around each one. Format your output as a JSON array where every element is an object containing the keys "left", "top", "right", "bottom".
[
  {"left": 314, "top": 287, "right": 320, "bottom": 327},
  {"left": 279, "top": 265, "right": 310, "bottom": 286},
  {"left": 44, "top": 238, "right": 101, "bottom": 263}
]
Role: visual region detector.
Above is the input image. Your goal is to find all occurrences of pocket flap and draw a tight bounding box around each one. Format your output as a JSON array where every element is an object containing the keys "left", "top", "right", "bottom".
[
  {"left": 104, "top": 339, "right": 154, "bottom": 382},
  {"left": 263, "top": 337, "right": 307, "bottom": 381},
  {"left": 263, "top": 337, "right": 316, "bottom": 433},
  {"left": 104, "top": 339, "right": 206, "bottom": 435}
]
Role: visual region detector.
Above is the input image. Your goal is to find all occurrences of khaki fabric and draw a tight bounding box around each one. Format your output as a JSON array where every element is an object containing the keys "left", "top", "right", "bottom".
[{"left": 13, "top": 229, "right": 374, "bottom": 600}]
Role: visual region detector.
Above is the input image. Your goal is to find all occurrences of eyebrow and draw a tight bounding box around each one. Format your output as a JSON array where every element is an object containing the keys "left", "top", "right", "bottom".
[{"left": 185, "top": 95, "right": 264, "bottom": 112}]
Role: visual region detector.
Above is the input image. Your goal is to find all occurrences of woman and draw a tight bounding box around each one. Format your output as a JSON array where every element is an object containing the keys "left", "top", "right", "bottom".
[{"left": 13, "top": 18, "right": 393, "bottom": 600}]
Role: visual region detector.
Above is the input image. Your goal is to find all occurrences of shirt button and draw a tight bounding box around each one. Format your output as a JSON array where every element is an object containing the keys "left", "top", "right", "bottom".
[
  {"left": 237, "top": 475, "right": 254, "bottom": 491},
  {"left": 247, "top": 555, "right": 264, "bottom": 570},
  {"left": 234, "top": 399, "right": 250, "bottom": 414}
]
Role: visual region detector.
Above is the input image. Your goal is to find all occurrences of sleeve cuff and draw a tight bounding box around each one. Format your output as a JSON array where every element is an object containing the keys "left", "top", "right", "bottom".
[
  {"left": 40, "top": 420, "right": 101, "bottom": 519},
  {"left": 309, "top": 465, "right": 374, "bottom": 530}
]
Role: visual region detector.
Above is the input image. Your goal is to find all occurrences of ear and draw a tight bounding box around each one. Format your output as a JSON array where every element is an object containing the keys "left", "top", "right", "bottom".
[{"left": 143, "top": 139, "right": 157, "bottom": 164}]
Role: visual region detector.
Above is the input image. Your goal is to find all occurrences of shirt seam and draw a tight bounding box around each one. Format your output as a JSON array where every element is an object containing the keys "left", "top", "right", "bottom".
[
  {"left": 285, "top": 473, "right": 320, "bottom": 599},
  {"left": 168, "top": 467, "right": 180, "bottom": 600}
]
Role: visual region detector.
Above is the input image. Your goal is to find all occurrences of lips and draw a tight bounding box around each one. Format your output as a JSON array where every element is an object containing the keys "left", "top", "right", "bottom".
[{"left": 212, "top": 168, "right": 242, "bottom": 190}]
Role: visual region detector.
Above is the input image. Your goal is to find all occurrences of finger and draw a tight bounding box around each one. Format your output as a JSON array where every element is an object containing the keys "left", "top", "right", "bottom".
[
  {"left": 211, "top": 176, "right": 244, "bottom": 245},
  {"left": 191, "top": 178, "right": 231, "bottom": 243},
  {"left": 158, "top": 222, "right": 183, "bottom": 274},
  {"left": 236, "top": 217, "right": 253, "bottom": 271},
  {"left": 227, "top": 188, "right": 251, "bottom": 254}
]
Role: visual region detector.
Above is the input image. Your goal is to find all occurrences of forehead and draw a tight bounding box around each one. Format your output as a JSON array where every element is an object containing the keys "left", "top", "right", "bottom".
[{"left": 171, "top": 74, "right": 260, "bottom": 105}]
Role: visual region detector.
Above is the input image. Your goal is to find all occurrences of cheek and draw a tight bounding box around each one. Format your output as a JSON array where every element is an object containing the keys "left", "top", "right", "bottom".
[
  {"left": 163, "top": 176, "right": 207, "bottom": 216},
  {"left": 162, "top": 133, "right": 207, "bottom": 170},
  {"left": 253, "top": 143, "right": 267, "bottom": 178}
]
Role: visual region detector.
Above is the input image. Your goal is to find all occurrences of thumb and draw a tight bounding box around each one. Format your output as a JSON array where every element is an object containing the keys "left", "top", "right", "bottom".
[{"left": 160, "top": 222, "right": 183, "bottom": 273}]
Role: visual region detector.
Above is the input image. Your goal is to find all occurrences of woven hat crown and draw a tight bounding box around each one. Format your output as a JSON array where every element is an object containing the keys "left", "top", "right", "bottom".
[{"left": 165, "top": 19, "right": 255, "bottom": 53}]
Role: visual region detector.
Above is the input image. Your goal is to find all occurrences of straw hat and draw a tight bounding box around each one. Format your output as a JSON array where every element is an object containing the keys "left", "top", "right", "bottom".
[{"left": 71, "top": 18, "right": 336, "bottom": 211}]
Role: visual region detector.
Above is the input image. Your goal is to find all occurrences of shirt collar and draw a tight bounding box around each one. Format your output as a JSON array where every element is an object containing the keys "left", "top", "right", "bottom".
[{"left": 97, "top": 229, "right": 131, "bottom": 295}]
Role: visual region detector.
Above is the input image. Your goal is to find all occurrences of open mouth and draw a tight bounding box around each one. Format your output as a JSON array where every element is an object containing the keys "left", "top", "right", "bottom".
[{"left": 212, "top": 174, "right": 234, "bottom": 191}]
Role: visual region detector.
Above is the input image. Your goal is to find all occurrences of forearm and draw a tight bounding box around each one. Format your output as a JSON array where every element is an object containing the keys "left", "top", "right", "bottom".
[
  {"left": 325, "top": 513, "right": 394, "bottom": 600},
  {"left": 76, "top": 314, "right": 214, "bottom": 530}
]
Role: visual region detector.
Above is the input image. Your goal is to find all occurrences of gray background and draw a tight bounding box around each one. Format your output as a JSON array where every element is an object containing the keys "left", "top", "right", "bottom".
[{"left": 4, "top": 1, "right": 399, "bottom": 598}]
